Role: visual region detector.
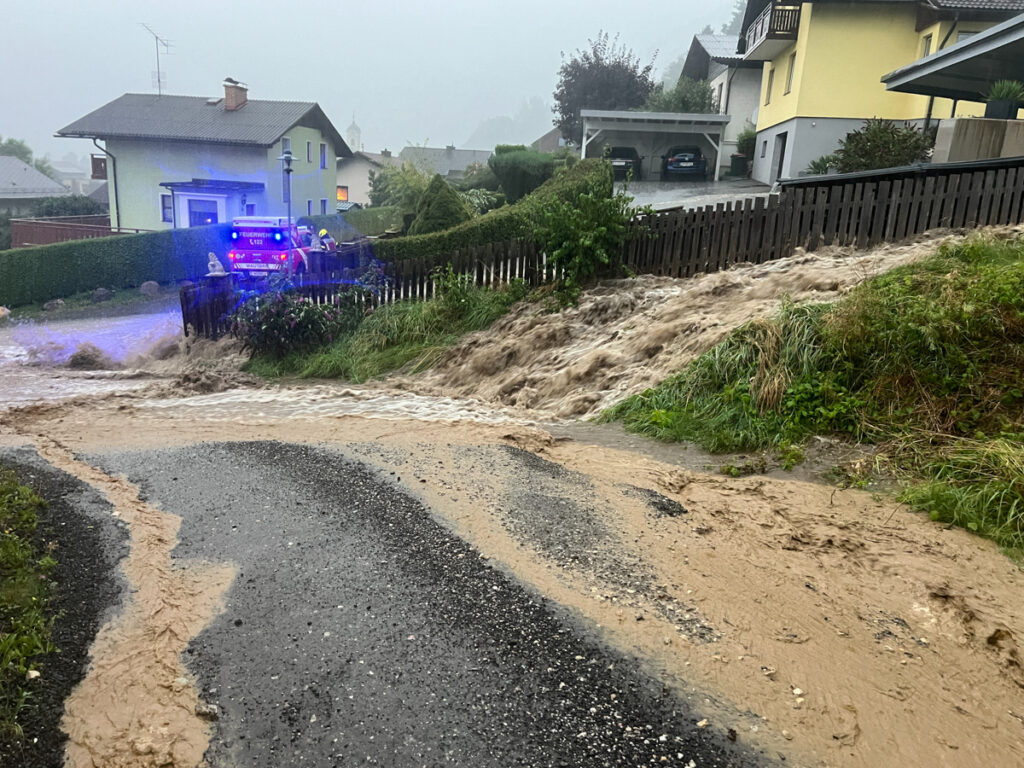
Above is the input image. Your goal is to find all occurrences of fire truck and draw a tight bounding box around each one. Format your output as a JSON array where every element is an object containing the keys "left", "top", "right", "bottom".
[{"left": 226, "top": 216, "right": 312, "bottom": 279}]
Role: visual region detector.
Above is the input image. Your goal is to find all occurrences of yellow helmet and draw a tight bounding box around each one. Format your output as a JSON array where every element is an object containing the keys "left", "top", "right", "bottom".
[{"left": 318, "top": 229, "right": 328, "bottom": 237}]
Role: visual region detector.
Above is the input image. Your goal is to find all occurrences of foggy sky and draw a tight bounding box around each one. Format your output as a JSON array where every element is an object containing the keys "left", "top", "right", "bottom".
[{"left": 5, "top": 0, "right": 736, "bottom": 166}]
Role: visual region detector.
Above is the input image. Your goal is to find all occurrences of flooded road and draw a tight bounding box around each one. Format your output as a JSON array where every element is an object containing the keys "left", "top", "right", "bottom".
[
  {"left": 4, "top": 230, "right": 1024, "bottom": 768},
  {"left": 0, "top": 310, "right": 181, "bottom": 406}
]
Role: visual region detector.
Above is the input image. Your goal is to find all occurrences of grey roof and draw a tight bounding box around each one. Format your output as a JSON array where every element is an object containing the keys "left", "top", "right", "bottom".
[
  {"left": 57, "top": 93, "right": 351, "bottom": 156},
  {"left": 696, "top": 34, "right": 743, "bottom": 61},
  {"left": 88, "top": 181, "right": 109, "bottom": 204},
  {"left": 931, "top": 0, "right": 1024, "bottom": 8},
  {"left": 0, "top": 156, "right": 69, "bottom": 198},
  {"left": 399, "top": 146, "right": 493, "bottom": 176}
]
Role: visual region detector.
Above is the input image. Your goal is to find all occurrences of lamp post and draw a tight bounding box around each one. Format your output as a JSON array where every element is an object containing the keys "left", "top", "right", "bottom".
[{"left": 278, "top": 149, "right": 294, "bottom": 275}]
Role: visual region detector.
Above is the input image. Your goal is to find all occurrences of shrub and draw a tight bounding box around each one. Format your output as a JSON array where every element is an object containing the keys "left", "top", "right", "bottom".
[
  {"left": 642, "top": 76, "right": 717, "bottom": 113},
  {"left": 367, "top": 161, "right": 431, "bottom": 212},
  {"left": 0, "top": 223, "right": 231, "bottom": 308},
  {"left": 372, "top": 158, "right": 613, "bottom": 264},
  {"left": 805, "top": 153, "right": 838, "bottom": 175},
  {"left": 408, "top": 175, "right": 473, "bottom": 235},
  {"left": 33, "top": 195, "right": 105, "bottom": 217},
  {"left": 488, "top": 148, "right": 556, "bottom": 203},
  {"left": 230, "top": 290, "right": 365, "bottom": 359},
  {"left": 455, "top": 162, "right": 501, "bottom": 192},
  {"left": 536, "top": 186, "right": 635, "bottom": 306},
  {"left": 342, "top": 206, "right": 403, "bottom": 236},
  {"left": 985, "top": 80, "right": 1024, "bottom": 103},
  {"left": 459, "top": 189, "right": 505, "bottom": 216},
  {"left": 833, "top": 119, "right": 932, "bottom": 173},
  {"left": 736, "top": 127, "right": 756, "bottom": 159}
]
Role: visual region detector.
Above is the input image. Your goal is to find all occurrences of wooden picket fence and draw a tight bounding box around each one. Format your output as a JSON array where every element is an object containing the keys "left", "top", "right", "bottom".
[
  {"left": 180, "top": 156, "right": 1024, "bottom": 338},
  {"left": 624, "top": 157, "right": 1024, "bottom": 278}
]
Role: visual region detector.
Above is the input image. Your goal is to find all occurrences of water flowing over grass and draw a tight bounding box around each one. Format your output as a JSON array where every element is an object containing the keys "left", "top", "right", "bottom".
[
  {"left": 604, "top": 234, "right": 1024, "bottom": 555},
  {"left": 245, "top": 271, "right": 527, "bottom": 383}
]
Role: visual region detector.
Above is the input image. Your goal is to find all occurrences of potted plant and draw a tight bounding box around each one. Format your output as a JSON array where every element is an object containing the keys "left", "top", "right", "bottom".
[{"left": 983, "top": 80, "right": 1024, "bottom": 119}]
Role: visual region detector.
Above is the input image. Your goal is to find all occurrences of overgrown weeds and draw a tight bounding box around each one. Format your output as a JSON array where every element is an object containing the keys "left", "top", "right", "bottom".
[
  {"left": 242, "top": 267, "right": 528, "bottom": 382},
  {"left": 604, "top": 234, "right": 1024, "bottom": 554},
  {"left": 0, "top": 469, "right": 56, "bottom": 742}
]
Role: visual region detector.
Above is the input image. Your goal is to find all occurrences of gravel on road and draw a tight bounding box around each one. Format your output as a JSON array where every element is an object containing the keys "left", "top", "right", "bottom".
[{"left": 95, "top": 441, "right": 774, "bottom": 768}]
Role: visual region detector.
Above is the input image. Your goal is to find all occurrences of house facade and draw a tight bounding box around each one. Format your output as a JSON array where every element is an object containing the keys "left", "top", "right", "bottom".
[
  {"left": 681, "top": 33, "right": 763, "bottom": 174},
  {"left": 740, "top": 0, "right": 1024, "bottom": 183},
  {"left": 57, "top": 82, "right": 351, "bottom": 230},
  {"left": 336, "top": 150, "right": 400, "bottom": 207}
]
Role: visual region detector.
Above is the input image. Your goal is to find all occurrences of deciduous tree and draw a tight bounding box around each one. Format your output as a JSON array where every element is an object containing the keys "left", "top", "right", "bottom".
[{"left": 553, "top": 32, "right": 656, "bottom": 145}]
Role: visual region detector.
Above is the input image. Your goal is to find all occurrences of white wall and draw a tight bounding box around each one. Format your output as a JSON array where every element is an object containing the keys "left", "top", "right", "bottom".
[{"left": 336, "top": 155, "right": 379, "bottom": 206}]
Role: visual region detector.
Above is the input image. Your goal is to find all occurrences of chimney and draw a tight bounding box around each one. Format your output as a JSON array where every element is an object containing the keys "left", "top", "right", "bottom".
[
  {"left": 381, "top": 149, "right": 391, "bottom": 158},
  {"left": 224, "top": 81, "right": 248, "bottom": 111}
]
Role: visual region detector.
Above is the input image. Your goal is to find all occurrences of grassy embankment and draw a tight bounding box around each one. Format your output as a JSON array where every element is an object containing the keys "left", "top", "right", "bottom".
[
  {"left": 604, "top": 234, "right": 1024, "bottom": 555},
  {"left": 0, "top": 470, "right": 56, "bottom": 742},
  {"left": 244, "top": 271, "right": 528, "bottom": 381}
]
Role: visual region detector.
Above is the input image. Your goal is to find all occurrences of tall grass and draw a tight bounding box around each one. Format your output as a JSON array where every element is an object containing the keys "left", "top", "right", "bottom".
[
  {"left": 603, "top": 234, "right": 1024, "bottom": 554},
  {"left": 0, "top": 469, "right": 56, "bottom": 742},
  {"left": 245, "top": 270, "right": 527, "bottom": 383}
]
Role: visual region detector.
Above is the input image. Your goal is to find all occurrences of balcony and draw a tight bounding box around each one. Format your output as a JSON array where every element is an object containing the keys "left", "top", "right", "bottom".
[{"left": 744, "top": 2, "right": 801, "bottom": 61}]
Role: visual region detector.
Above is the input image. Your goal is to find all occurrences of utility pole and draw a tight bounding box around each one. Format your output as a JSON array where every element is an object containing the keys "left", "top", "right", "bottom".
[{"left": 141, "top": 23, "right": 171, "bottom": 95}]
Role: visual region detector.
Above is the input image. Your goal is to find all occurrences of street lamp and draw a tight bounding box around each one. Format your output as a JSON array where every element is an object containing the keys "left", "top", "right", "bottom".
[{"left": 278, "top": 149, "right": 294, "bottom": 275}]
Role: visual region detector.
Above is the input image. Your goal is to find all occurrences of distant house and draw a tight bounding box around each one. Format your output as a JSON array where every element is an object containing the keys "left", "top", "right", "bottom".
[
  {"left": 738, "top": 0, "right": 1024, "bottom": 183},
  {"left": 531, "top": 127, "right": 569, "bottom": 153},
  {"left": 399, "top": 145, "right": 493, "bottom": 180},
  {"left": 681, "top": 33, "right": 762, "bottom": 172},
  {"left": 336, "top": 149, "right": 400, "bottom": 207},
  {"left": 0, "top": 156, "right": 69, "bottom": 217},
  {"left": 56, "top": 81, "right": 352, "bottom": 230}
]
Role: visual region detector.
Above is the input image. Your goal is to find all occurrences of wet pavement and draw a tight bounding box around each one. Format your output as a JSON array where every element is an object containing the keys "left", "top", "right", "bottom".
[
  {"left": 94, "top": 441, "right": 773, "bottom": 768},
  {"left": 620, "top": 179, "right": 771, "bottom": 212}
]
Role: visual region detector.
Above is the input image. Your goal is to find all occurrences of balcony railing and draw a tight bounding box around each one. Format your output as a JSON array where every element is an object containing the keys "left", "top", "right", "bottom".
[{"left": 745, "top": 2, "right": 801, "bottom": 60}]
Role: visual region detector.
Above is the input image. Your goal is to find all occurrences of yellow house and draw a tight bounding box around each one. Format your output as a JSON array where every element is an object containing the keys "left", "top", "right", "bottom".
[{"left": 740, "top": 0, "right": 1024, "bottom": 183}]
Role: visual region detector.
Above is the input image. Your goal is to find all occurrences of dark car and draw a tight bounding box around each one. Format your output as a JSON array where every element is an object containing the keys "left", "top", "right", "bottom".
[
  {"left": 607, "top": 146, "right": 643, "bottom": 181},
  {"left": 661, "top": 146, "right": 708, "bottom": 181}
]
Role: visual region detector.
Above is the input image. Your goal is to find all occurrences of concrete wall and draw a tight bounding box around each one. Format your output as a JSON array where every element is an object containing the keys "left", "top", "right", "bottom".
[
  {"left": 751, "top": 116, "right": 867, "bottom": 184},
  {"left": 933, "top": 118, "right": 1024, "bottom": 163}
]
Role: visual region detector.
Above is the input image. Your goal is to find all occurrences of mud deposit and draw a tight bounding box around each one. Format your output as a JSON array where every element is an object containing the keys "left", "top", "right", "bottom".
[
  {"left": 405, "top": 231, "right": 1012, "bottom": 419},
  {"left": 2, "top": 230, "right": 1023, "bottom": 768},
  {"left": 90, "top": 441, "right": 766, "bottom": 767}
]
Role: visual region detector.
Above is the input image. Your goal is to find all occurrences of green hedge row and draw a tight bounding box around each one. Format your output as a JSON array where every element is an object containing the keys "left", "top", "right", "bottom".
[
  {"left": 371, "top": 159, "right": 612, "bottom": 263},
  {"left": 0, "top": 224, "right": 231, "bottom": 308}
]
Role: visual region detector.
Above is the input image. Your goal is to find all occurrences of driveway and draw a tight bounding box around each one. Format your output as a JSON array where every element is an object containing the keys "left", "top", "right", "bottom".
[{"left": 619, "top": 178, "right": 771, "bottom": 212}]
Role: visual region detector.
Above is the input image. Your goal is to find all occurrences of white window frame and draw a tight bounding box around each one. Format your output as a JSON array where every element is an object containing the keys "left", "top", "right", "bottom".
[
  {"left": 307, "top": 141, "right": 313, "bottom": 163},
  {"left": 160, "top": 193, "right": 173, "bottom": 223},
  {"left": 306, "top": 199, "right": 313, "bottom": 216},
  {"left": 320, "top": 143, "right": 328, "bottom": 169},
  {"left": 320, "top": 198, "right": 328, "bottom": 215}
]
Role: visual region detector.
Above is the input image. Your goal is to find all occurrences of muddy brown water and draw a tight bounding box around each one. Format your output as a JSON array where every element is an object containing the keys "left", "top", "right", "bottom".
[{"left": 2, "top": 229, "right": 1023, "bottom": 768}]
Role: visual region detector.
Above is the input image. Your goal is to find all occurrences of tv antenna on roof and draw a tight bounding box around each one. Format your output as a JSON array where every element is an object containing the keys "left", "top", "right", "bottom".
[{"left": 141, "top": 23, "right": 172, "bottom": 95}]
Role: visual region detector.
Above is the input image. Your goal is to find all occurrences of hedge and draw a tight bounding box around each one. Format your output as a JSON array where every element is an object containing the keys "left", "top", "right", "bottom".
[
  {"left": 371, "top": 158, "right": 612, "bottom": 263},
  {"left": 0, "top": 224, "right": 231, "bottom": 308}
]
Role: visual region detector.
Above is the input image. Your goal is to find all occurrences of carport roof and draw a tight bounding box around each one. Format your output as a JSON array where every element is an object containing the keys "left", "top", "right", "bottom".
[
  {"left": 580, "top": 110, "right": 730, "bottom": 133},
  {"left": 882, "top": 12, "right": 1024, "bottom": 99}
]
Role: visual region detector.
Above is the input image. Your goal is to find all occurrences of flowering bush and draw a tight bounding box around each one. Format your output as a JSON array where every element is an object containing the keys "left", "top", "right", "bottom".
[{"left": 230, "top": 290, "right": 364, "bottom": 358}]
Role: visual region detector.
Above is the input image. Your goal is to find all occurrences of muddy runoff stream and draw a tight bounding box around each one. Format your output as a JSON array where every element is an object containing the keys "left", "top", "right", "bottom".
[{"left": 2, "top": 230, "right": 1023, "bottom": 768}]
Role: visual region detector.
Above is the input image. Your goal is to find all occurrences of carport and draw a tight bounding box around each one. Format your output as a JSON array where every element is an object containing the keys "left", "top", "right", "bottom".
[
  {"left": 579, "top": 110, "right": 731, "bottom": 181},
  {"left": 882, "top": 13, "right": 1024, "bottom": 100}
]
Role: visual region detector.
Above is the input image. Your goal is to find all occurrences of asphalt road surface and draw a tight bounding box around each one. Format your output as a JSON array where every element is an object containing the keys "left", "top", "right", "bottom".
[{"left": 90, "top": 441, "right": 773, "bottom": 767}]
